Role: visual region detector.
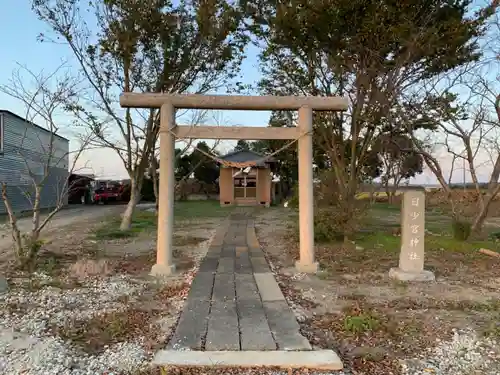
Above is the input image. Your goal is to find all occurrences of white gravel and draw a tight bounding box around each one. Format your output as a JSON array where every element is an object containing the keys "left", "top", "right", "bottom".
[
  {"left": 0, "top": 272, "right": 154, "bottom": 375},
  {"left": 401, "top": 328, "right": 500, "bottom": 375},
  {"left": 4, "top": 266, "right": 497, "bottom": 375},
  {"left": 1, "top": 274, "right": 146, "bottom": 335},
  {"left": 0, "top": 332, "right": 149, "bottom": 375}
]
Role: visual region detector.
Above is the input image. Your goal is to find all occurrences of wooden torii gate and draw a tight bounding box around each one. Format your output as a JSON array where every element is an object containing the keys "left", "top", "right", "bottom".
[{"left": 119, "top": 93, "right": 348, "bottom": 276}]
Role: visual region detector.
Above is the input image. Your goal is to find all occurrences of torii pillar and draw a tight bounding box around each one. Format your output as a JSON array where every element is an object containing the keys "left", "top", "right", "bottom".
[
  {"left": 151, "top": 103, "right": 177, "bottom": 276},
  {"left": 119, "top": 93, "right": 348, "bottom": 276},
  {"left": 295, "top": 106, "right": 318, "bottom": 273}
]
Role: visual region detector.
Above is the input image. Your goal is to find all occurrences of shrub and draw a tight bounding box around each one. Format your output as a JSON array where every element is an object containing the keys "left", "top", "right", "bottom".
[
  {"left": 287, "top": 183, "right": 299, "bottom": 208},
  {"left": 344, "top": 313, "right": 380, "bottom": 334},
  {"left": 451, "top": 218, "right": 472, "bottom": 241},
  {"left": 489, "top": 231, "right": 500, "bottom": 241},
  {"left": 291, "top": 206, "right": 366, "bottom": 243},
  {"left": 314, "top": 208, "right": 344, "bottom": 242}
]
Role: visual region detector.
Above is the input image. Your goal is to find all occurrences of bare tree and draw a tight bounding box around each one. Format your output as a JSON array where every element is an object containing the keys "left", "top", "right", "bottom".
[
  {"left": 32, "top": 0, "right": 247, "bottom": 231},
  {"left": 410, "top": 95, "right": 498, "bottom": 234},
  {"left": 0, "top": 65, "right": 92, "bottom": 269},
  {"left": 404, "top": 8, "right": 500, "bottom": 237}
]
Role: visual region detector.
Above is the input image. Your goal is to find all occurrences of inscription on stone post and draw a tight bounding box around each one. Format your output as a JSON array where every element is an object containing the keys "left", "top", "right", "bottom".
[
  {"left": 399, "top": 191, "right": 425, "bottom": 272},
  {"left": 390, "top": 189, "right": 435, "bottom": 281}
]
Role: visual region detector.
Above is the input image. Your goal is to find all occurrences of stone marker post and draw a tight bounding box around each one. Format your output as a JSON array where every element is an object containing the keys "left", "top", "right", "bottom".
[{"left": 389, "top": 189, "right": 435, "bottom": 282}]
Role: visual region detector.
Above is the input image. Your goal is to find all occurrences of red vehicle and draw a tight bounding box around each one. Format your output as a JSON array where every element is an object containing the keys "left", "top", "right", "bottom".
[{"left": 91, "top": 180, "right": 127, "bottom": 204}]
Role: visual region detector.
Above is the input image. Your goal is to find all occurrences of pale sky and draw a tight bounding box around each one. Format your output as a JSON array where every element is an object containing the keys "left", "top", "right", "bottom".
[{"left": 0, "top": 1, "right": 497, "bottom": 184}]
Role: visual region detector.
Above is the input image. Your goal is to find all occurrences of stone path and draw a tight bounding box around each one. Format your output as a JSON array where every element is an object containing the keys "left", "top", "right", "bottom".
[{"left": 168, "top": 210, "right": 311, "bottom": 351}]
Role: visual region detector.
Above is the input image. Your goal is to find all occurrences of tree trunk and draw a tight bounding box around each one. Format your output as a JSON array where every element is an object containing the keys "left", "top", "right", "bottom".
[
  {"left": 385, "top": 186, "right": 392, "bottom": 203},
  {"left": 388, "top": 183, "right": 399, "bottom": 204},
  {"left": 368, "top": 181, "right": 376, "bottom": 204},
  {"left": 150, "top": 155, "right": 159, "bottom": 211},
  {"left": 342, "top": 189, "right": 358, "bottom": 242},
  {"left": 21, "top": 231, "right": 42, "bottom": 270},
  {"left": 152, "top": 170, "right": 159, "bottom": 211},
  {"left": 470, "top": 195, "right": 493, "bottom": 235},
  {"left": 120, "top": 179, "right": 142, "bottom": 231}
]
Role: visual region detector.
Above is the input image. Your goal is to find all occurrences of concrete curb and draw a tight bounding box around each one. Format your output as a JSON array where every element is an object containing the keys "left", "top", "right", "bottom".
[{"left": 153, "top": 350, "right": 343, "bottom": 370}]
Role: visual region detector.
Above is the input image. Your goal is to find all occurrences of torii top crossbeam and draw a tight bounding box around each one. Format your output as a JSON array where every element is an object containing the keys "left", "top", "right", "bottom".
[{"left": 119, "top": 93, "right": 348, "bottom": 111}]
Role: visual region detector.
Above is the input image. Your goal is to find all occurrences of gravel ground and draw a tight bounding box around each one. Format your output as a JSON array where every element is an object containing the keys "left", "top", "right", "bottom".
[
  {"left": 0, "top": 272, "right": 186, "bottom": 375},
  {"left": 1, "top": 257, "right": 498, "bottom": 374},
  {"left": 401, "top": 329, "right": 500, "bottom": 375},
  {"left": 2, "top": 272, "right": 498, "bottom": 375}
]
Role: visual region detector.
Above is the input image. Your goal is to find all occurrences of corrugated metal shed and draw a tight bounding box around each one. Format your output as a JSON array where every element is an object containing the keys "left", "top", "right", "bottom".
[{"left": 0, "top": 110, "right": 69, "bottom": 214}]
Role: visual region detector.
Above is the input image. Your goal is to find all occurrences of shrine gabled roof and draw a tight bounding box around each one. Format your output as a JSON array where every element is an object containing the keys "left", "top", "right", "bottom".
[{"left": 219, "top": 150, "right": 275, "bottom": 167}]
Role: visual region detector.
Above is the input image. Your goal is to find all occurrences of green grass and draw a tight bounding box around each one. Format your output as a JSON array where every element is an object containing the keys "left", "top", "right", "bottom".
[
  {"left": 354, "top": 229, "right": 500, "bottom": 254},
  {"left": 315, "top": 227, "right": 500, "bottom": 278},
  {"left": 367, "top": 202, "right": 500, "bottom": 238},
  {"left": 354, "top": 231, "right": 400, "bottom": 252},
  {"left": 344, "top": 313, "right": 381, "bottom": 334},
  {"left": 356, "top": 191, "right": 403, "bottom": 200},
  {"left": 93, "top": 210, "right": 156, "bottom": 240},
  {"left": 93, "top": 200, "right": 232, "bottom": 240},
  {"left": 173, "top": 200, "right": 232, "bottom": 220},
  {"left": 369, "top": 201, "right": 401, "bottom": 212},
  {"left": 426, "top": 235, "right": 500, "bottom": 253}
]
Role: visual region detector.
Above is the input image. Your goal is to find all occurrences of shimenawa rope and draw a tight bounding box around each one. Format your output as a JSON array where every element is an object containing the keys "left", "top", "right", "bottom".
[{"left": 168, "top": 126, "right": 311, "bottom": 168}]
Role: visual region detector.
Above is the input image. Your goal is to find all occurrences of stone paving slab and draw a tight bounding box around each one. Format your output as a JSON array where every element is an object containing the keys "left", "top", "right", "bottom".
[
  {"left": 235, "top": 246, "right": 248, "bottom": 254},
  {"left": 264, "top": 301, "right": 312, "bottom": 351},
  {"left": 233, "top": 236, "right": 246, "bottom": 245},
  {"left": 238, "top": 299, "right": 276, "bottom": 350},
  {"left": 205, "top": 300, "right": 240, "bottom": 351},
  {"left": 187, "top": 271, "right": 215, "bottom": 301},
  {"left": 198, "top": 257, "right": 219, "bottom": 273},
  {"left": 217, "top": 257, "right": 235, "bottom": 273},
  {"left": 211, "top": 221, "right": 229, "bottom": 246},
  {"left": 248, "top": 247, "right": 266, "bottom": 257},
  {"left": 212, "top": 272, "right": 235, "bottom": 301},
  {"left": 234, "top": 274, "right": 260, "bottom": 301},
  {"left": 220, "top": 246, "right": 235, "bottom": 257},
  {"left": 168, "top": 299, "right": 211, "bottom": 350},
  {"left": 235, "top": 252, "right": 253, "bottom": 274},
  {"left": 206, "top": 246, "right": 222, "bottom": 257}
]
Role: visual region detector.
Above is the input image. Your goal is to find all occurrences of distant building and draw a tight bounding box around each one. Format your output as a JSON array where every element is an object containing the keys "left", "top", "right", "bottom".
[
  {"left": 218, "top": 150, "right": 276, "bottom": 207},
  {"left": 0, "top": 110, "right": 69, "bottom": 214}
]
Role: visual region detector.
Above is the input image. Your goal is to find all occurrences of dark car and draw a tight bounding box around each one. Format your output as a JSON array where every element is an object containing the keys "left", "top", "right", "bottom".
[{"left": 68, "top": 174, "right": 94, "bottom": 204}]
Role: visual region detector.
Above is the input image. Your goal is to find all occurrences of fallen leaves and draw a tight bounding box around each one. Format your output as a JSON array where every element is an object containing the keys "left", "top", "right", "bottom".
[{"left": 55, "top": 308, "right": 163, "bottom": 354}]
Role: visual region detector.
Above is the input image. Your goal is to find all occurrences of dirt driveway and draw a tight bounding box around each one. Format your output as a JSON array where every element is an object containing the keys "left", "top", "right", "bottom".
[{"left": 0, "top": 204, "right": 125, "bottom": 252}]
